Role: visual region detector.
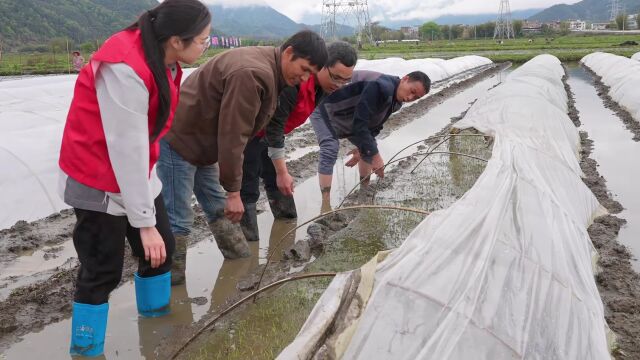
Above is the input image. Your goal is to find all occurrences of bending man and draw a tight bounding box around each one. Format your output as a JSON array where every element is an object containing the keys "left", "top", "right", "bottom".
[
  {"left": 239, "top": 41, "right": 358, "bottom": 241},
  {"left": 310, "top": 70, "right": 431, "bottom": 203}
]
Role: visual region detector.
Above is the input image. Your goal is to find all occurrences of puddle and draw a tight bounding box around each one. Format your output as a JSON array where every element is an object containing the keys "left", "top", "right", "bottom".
[
  {"left": 0, "top": 241, "right": 76, "bottom": 301},
  {"left": 1, "top": 70, "right": 505, "bottom": 359},
  {"left": 568, "top": 65, "right": 640, "bottom": 272}
]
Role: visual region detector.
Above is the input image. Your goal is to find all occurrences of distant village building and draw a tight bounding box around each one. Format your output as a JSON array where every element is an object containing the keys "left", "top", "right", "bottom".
[
  {"left": 568, "top": 20, "right": 587, "bottom": 31},
  {"left": 591, "top": 23, "right": 609, "bottom": 31},
  {"left": 522, "top": 21, "right": 543, "bottom": 34},
  {"left": 400, "top": 26, "right": 420, "bottom": 39},
  {"left": 546, "top": 21, "right": 563, "bottom": 30},
  {"left": 627, "top": 14, "right": 638, "bottom": 30}
]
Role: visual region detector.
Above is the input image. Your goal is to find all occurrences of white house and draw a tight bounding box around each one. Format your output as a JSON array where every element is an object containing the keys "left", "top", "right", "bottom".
[{"left": 569, "top": 20, "right": 587, "bottom": 31}]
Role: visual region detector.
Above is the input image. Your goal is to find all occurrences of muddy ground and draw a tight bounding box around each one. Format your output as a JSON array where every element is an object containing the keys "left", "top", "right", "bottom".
[
  {"left": 169, "top": 68, "right": 640, "bottom": 359},
  {"left": 564, "top": 71, "right": 640, "bottom": 359},
  {"left": 0, "top": 63, "right": 504, "bottom": 354},
  {"left": 3, "top": 61, "right": 638, "bottom": 359},
  {"left": 581, "top": 65, "right": 640, "bottom": 141},
  {"left": 167, "top": 119, "right": 491, "bottom": 359}
]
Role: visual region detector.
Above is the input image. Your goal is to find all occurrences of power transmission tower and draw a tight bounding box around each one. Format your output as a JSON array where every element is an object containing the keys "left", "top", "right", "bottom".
[
  {"left": 321, "top": 1, "right": 373, "bottom": 46},
  {"left": 494, "top": 0, "right": 515, "bottom": 40},
  {"left": 610, "top": 0, "right": 621, "bottom": 21}
]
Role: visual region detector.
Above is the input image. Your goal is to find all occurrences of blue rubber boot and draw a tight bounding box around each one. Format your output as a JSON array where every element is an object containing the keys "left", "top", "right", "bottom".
[
  {"left": 134, "top": 271, "right": 171, "bottom": 317},
  {"left": 69, "top": 302, "right": 109, "bottom": 357}
]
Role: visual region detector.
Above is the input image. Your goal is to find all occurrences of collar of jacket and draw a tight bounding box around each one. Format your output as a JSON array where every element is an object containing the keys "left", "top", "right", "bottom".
[
  {"left": 391, "top": 76, "right": 403, "bottom": 108},
  {"left": 274, "top": 47, "right": 287, "bottom": 93}
]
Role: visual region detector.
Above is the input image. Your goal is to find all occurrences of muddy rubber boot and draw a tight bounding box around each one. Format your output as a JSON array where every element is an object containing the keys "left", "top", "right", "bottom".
[
  {"left": 267, "top": 191, "right": 297, "bottom": 219},
  {"left": 70, "top": 302, "right": 109, "bottom": 357},
  {"left": 240, "top": 203, "right": 260, "bottom": 242},
  {"left": 134, "top": 271, "right": 171, "bottom": 318},
  {"left": 209, "top": 218, "right": 251, "bottom": 259},
  {"left": 171, "top": 234, "right": 188, "bottom": 286}
]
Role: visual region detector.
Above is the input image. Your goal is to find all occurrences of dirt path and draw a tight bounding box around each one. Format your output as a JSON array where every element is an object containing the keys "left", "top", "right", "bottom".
[{"left": 564, "top": 70, "right": 640, "bottom": 359}]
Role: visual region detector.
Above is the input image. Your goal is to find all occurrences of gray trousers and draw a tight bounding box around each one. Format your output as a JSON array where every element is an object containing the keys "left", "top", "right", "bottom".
[{"left": 310, "top": 111, "right": 340, "bottom": 175}]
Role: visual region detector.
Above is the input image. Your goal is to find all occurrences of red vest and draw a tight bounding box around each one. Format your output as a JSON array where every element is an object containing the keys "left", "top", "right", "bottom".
[
  {"left": 59, "top": 29, "right": 182, "bottom": 193},
  {"left": 257, "top": 74, "right": 317, "bottom": 138}
]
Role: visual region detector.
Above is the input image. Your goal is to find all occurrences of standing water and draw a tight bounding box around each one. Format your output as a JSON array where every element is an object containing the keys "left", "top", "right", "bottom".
[{"left": 568, "top": 65, "right": 640, "bottom": 272}]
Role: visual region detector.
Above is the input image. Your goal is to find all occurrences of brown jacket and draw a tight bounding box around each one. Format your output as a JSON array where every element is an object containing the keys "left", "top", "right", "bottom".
[{"left": 165, "top": 46, "right": 286, "bottom": 192}]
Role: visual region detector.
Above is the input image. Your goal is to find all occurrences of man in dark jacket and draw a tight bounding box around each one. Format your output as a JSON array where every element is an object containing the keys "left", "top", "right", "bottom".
[
  {"left": 157, "top": 30, "right": 327, "bottom": 285},
  {"left": 239, "top": 41, "right": 358, "bottom": 241},
  {"left": 309, "top": 70, "right": 431, "bottom": 203}
]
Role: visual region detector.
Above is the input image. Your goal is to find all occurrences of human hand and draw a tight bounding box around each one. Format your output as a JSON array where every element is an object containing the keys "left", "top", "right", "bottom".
[
  {"left": 140, "top": 227, "right": 166, "bottom": 268},
  {"left": 345, "top": 148, "right": 361, "bottom": 167},
  {"left": 371, "top": 153, "right": 385, "bottom": 179},
  {"left": 224, "top": 192, "right": 244, "bottom": 223},
  {"left": 276, "top": 172, "right": 295, "bottom": 196}
]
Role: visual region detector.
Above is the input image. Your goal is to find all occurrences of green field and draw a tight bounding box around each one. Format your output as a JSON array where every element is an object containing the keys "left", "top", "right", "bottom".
[
  {"left": 359, "top": 34, "right": 640, "bottom": 63},
  {"left": 1, "top": 33, "right": 639, "bottom": 76},
  {"left": 0, "top": 48, "right": 227, "bottom": 76}
]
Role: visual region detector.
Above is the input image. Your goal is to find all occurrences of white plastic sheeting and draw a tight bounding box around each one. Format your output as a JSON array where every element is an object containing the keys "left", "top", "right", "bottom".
[
  {"left": 0, "top": 69, "right": 195, "bottom": 230},
  {"left": 0, "top": 56, "right": 490, "bottom": 230},
  {"left": 281, "top": 55, "right": 612, "bottom": 359},
  {"left": 355, "top": 55, "right": 492, "bottom": 82},
  {"left": 582, "top": 52, "right": 640, "bottom": 122},
  {"left": 0, "top": 75, "right": 76, "bottom": 229},
  {"left": 632, "top": 52, "right": 640, "bottom": 61}
]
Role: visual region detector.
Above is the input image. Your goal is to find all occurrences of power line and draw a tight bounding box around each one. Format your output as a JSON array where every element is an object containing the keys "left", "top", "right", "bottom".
[
  {"left": 494, "top": 0, "right": 515, "bottom": 40},
  {"left": 320, "top": 1, "right": 373, "bottom": 45}
]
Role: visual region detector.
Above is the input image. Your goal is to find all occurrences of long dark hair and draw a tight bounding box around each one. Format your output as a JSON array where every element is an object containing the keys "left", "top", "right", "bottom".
[{"left": 127, "top": 0, "right": 211, "bottom": 141}]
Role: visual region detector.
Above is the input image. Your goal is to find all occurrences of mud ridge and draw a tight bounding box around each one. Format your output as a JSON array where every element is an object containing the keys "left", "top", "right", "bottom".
[
  {"left": 564, "top": 70, "right": 640, "bottom": 360},
  {"left": 581, "top": 64, "right": 640, "bottom": 141}
]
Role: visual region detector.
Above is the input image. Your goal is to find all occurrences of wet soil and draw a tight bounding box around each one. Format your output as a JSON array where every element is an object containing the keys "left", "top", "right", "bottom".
[
  {"left": 565, "top": 72, "right": 640, "bottom": 359},
  {"left": 0, "top": 205, "right": 214, "bottom": 352},
  {"left": 172, "top": 68, "right": 640, "bottom": 359},
  {"left": 581, "top": 64, "right": 640, "bottom": 141},
  {"left": 167, "top": 112, "right": 491, "bottom": 359},
  {"left": 0, "top": 64, "right": 505, "bottom": 355}
]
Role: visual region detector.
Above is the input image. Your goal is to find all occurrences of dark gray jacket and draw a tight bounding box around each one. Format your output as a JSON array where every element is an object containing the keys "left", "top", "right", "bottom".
[{"left": 317, "top": 70, "right": 402, "bottom": 160}]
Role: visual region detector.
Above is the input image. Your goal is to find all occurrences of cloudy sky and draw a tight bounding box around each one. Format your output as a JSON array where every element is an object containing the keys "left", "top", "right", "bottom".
[{"left": 201, "top": 0, "right": 582, "bottom": 23}]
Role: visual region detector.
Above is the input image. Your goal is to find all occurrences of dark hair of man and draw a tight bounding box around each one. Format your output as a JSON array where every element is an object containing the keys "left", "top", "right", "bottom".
[
  {"left": 406, "top": 71, "right": 432, "bottom": 94},
  {"left": 281, "top": 30, "right": 328, "bottom": 70},
  {"left": 127, "top": 0, "right": 211, "bottom": 142},
  {"left": 326, "top": 41, "right": 358, "bottom": 68}
]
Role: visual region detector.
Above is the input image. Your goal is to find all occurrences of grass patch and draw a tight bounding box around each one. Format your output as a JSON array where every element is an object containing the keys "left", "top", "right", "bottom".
[
  {"left": 0, "top": 48, "right": 228, "bottom": 76},
  {"left": 358, "top": 34, "right": 640, "bottom": 62}
]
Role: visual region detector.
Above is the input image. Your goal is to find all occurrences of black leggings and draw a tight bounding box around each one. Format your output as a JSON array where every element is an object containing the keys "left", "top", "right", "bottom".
[{"left": 72, "top": 195, "right": 175, "bottom": 305}]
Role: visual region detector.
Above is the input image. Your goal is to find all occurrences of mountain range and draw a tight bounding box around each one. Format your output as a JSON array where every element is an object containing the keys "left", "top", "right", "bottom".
[
  {"left": 529, "top": 0, "right": 640, "bottom": 22},
  {"left": 2, "top": 0, "right": 638, "bottom": 49},
  {"left": 0, "top": 0, "right": 157, "bottom": 47},
  {"left": 208, "top": 4, "right": 353, "bottom": 39}
]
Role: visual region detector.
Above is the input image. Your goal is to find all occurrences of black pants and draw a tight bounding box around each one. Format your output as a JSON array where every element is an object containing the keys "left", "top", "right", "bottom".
[
  {"left": 72, "top": 195, "right": 175, "bottom": 305},
  {"left": 240, "top": 137, "right": 278, "bottom": 204}
]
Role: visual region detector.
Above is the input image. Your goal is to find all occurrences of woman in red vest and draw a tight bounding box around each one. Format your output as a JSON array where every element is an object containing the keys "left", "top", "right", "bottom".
[{"left": 58, "top": 0, "right": 211, "bottom": 356}]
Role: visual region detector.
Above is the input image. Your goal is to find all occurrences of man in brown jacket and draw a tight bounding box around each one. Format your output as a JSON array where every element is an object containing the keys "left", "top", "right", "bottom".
[{"left": 157, "top": 30, "right": 327, "bottom": 285}]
